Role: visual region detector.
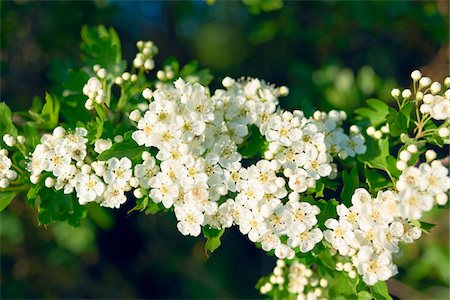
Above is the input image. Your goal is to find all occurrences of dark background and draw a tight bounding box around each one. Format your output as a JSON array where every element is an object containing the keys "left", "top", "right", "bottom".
[{"left": 1, "top": 0, "right": 449, "bottom": 299}]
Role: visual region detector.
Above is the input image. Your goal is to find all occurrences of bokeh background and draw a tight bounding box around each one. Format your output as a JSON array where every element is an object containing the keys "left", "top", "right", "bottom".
[{"left": 1, "top": 0, "right": 449, "bottom": 299}]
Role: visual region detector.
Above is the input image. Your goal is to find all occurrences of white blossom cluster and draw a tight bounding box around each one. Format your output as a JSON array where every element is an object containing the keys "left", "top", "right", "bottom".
[
  {"left": 128, "top": 77, "right": 366, "bottom": 259},
  {"left": 0, "top": 149, "right": 17, "bottom": 188},
  {"left": 133, "top": 40, "right": 158, "bottom": 71},
  {"left": 27, "top": 127, "right": 136, "bottom": 209},
  {"left": 260, "top": 259, "right": 329, "bottom": 300},
  {"left": 324, "top": 188, "right": 425, "bottom": 285}
]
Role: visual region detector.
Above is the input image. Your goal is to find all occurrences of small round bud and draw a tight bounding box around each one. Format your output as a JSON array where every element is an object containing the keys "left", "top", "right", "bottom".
[
  {"left": 304, "top": 269, "right": 313, "bottom": 277},
  {"left": 114, "top": 135, "right": 124, "bottom": 143},
  {"left": 350, "top": 125, "right": 360, "bottom": 134},
  {"left": 391, "top": 88, "right": 400, "bottom": 98},
  {"left": 222, "top": 76, "right": 235, "bottom": 88},
  {"left": 411, "top": 70, "right": 422, "bottom": 81},
  {"left": 121, "top": 72, "right": 131, "bottom": 81},
  {"left": 407, "top": 144, "right": 418, "bottom": 153},
  {"left": 425, "top": 150, "right": 437, "bottom": 162},
  {"left": 136, "top": 40, "right": 144, "bottom": 49},
  {"left": 319, "top": 278, "right": 328, "bottom": 288},
  {"left": 419, "top": 77, "right": 431, "bottom": 87},
  {"left": 444, "top": 77, "right": 450, "bottom": 87},
  {"left": 288, "top": 192, "right": 300, "bottom": 202},
  {"left": 115, "top": 77, "right": 123, "bottom": 85},
  {"left": 133, "top": 188, "right": 144, "bottom": 199},
  {"left": 402, "top": 89, "right": 412, "bottom": 99},
  {"left": 129, "top": 109, "right": 141, "bottom": 122},
  {"left": 399, "top": 150, "right": 411, "bottom": 162},
  {"left": 97, "top": 68, "right": 107, "bottom": 79},
  {"left": 380, "top": 125, "right": 389, "bottom": 134},
  {"left": 2, "top": 134, "right": 16, "bottom": 147},
  {"left": 366, "top": 126, "right": 376, "bottom": 136},
  {"left": 129, "top": 177, "right": 139, "bottom": 188},
  {"left": 30, "top": 175, "right": 40, "bottom": 184},
  {"left": 438, "top": 127, "right": 449, "bottom": 138},
  {"left": 396, "top": 160, "right": 407, "bottom": 171},
  {"left": 16, "top": 135, "right": 25, "bottom": 144},
  {"left": 436, "top": 193, "right": 448, "bottom": 206},
  {"left": 144, "top": 59, "right": 155, "bottom": 70},
  {"left": 142, "top": 88, "right": 153, "bottom": 100},
  {"left": 430, "top": 82, "right": 441, "bottom": 94},
  {"left": 336, "top": 262, "right": 344, "bottom": 271},
  {"left": 81, "top": 164, "right": 91, "bottom": 174},
  {"left": 156, "top": 70, "right": 166, "bottom": 81},
  {"left": 416, "top": 91, "right": 423, "bottom": 101},
  {"left": 45, "top": 177, "right": 55, "bottom": 188},
  {"left": 131, "top": 74, "right": 138, "bottom": 82},
  {"left": 423, "top": 94, "right": 435, "bottom": 104},
  {"left": 93, "top": 64, "right": 101, "bottom": 72},
  {"left": 278, "top": 86, "right": 289, "bottom": 96},
  {"left": 343, "top": 262, "right": 353, "bottom": 272},
  {"left": 273, "top": 267, "right": 283, "bottom": 276},
  {"left": 348, "top": 270, "right": 357, "bottom": 279},
  {"left": 276, "top": 259, "right": 285, "bottom": 268},
  {"left": 373, "top": 130, "right": 382, "bottom": 140}
]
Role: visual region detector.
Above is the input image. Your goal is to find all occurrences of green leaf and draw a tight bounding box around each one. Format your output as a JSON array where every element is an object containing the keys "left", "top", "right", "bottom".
[
  {"left": 358, "top": 138, "right": 390, "bottom": 172},
  {"left": 97, "top": 137, "right": 144, "bottom": 162},
  {"left": 364, "top": 166, "right": 392, "bottom": 193},
  {"left": 354, "top": 99, "right": 389, "bottom": 127},
  {"left": 203, "top": 226, "right": 225, "bottom": 256},
  {"left": 419, "top": 221, "right": 437, "bottom": 233},
  {"left": 28, "top": 93, "right": 60, "bottom": 130},
  {"left": 329, "top": 274, "right": 358, "bottom": 297},
  {"left": 0, "top": 102, "right": 18, "bottom": 138},
  {"left": 317, "top": 247, "right": 335, "bottom": 269},
  {"left": 341, "top": 167, "right": 359, "bottom": 206},
  {"left": 316, "top": 199, "right": 339, "bottom": 229},
  {"left": 239, "top": 125, "right": 267, "bottom": 158},
  {"left": 180, "top": 60, "right": 214, "bottom": 86},
  {"left": 0, "top": 190, "right": 18, "bottom": 212},
  {"left": 370, "top": 281, "right": 392, "bottom": 300},
  {"left": 357, "top": 291, "right": 373, "bottom": 300},
  {"left": 385, "top": 155, "right": 401, "bottom": 178},
  {"left": 80, "top": 25, "right": 124, "bottom": 75}
]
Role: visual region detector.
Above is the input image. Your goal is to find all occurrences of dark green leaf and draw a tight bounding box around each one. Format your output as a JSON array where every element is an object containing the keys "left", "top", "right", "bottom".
[
  {"left": 203, "top": 226, "right": 225, "bottom": 255},
  {"left": 370, "top": 281, "right": 392, "bottom": 300},
  {"left": 97, "top": 137, "right": 144, "bottom": 162},
  {"left": 354, "top": 99, "right": 389, "bottom": 127},
  {"left": 0, "top": 102, "right": 18, "bottom": 138},
  {"left": 341, "top": 167, "right": 359, "bottom": 206},
  {"left": 0, "top": 190, "right": 18, "bottom": 212}
]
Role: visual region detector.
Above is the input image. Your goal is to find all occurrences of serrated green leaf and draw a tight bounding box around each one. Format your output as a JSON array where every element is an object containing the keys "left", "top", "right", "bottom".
[
  {"left": 364, "top": 166, "right": 391, "bottom": 193},
  {"left": 0, "top": 102, "right": 18, "bottom": 138},
  {"left": 341, "top": 167, "right": 359, "bottom": 206},
  {"left": 420, "top": 221, "right": 437, "bottom": 232},
  {"left": 354, "top": 99, "right": 389, "bottom": 126},
  {"left": 370, "top": 281, "right": 392, "bottom": 300},
  {"left": 0, "top": 190, "right": 18, "bottom": 212},
  {"left": 357, "top": 291, "right": 373, "bottom": 300},
  {"left": 97, "top": 137, "right": 144, "bottom": 162}
]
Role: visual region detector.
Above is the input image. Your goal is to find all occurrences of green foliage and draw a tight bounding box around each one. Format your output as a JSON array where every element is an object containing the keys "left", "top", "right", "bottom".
[
  {"left": 28, "top": 93, "right": 61, "bottom": 130},
  {"left": 354, "top": 99, "right": 389, "bottom": 127},
  {"left": 203, "top": 226, "right": 225, "bottom": 255},
  {"left": 370, "top": 281, "right": 392, "bottom": 300},
  {"left": 341, "top": 167, "right": 359, "bottom": 206},
  {"left": 0, "top": 102, "right": 18, "bottom": 137},
  {"left": 97, "top": 135, "right": 145, "bottom": 162},
  {"left": 0, "top": 190, "right": 18, "bottom": 212}
]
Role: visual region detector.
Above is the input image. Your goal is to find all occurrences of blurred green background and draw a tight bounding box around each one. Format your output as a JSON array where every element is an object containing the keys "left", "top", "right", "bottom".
[{"left": 1, "top": 0, "right": 449, "bottom": 299}]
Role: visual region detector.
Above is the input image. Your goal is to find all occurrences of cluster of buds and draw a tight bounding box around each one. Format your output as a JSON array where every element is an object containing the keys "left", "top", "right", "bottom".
[
  {"left": 83, "top": 77, "right": 105, "bottom": 110},
  {"left": 133, "top": 40, "right": 158, "bottom": 71}
]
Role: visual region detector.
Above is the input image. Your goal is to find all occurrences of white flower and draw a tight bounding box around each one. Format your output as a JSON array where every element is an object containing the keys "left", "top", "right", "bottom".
[
  {"left": 398, "top": 188, "right": 433, "bottom": 220},
  {"left": 134, "top": 157, "right": 159, "bottom": 188},
  {"left": 104, "top": 157, "right": 132, "bottom": 187},
  {"left": 76, "top": 174, "right": 105, "bottom": 204},
  {"left": 323, "top": 219, "right": 357, "bottom": 256},
  {"left": 94, "top": 139, "right": 112, "bottom": 154},
  {"left": 354, "top": 246, "right": 397, "bottom": 285},
  {"left": 101, "top": 186, "right": 127, "bottom": 208},
  {"left": 149, "top": 172, "right": 179, "bottom": 208},
  {"left": 174, "top": 203, "right": 204, "bottom": 236},
  {"left": 287, "top": 228, "right": 323, "bottom": 253}
]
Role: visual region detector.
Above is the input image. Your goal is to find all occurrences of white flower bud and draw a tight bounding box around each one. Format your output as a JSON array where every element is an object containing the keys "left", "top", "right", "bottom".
[
  {"left": 304, "top": 269, "right": 313, "bottom": 277},
  {"left": 6, "top": 170, "right": 17, "bottom": 180},
  {"left": 273, "top": 266, "right": 283, "bottom": 276},
  {"left": 114, "top": 135, "right": 124, "bottom": 143},
  {"left": 407, "top": 144, "right": 418, "bottom": 153},
  {"left": 142, "top": 88, "right": 153, "bottom": 100},
  {"left": 436, "top": 193, "right": 448, "bottom": 206},
  {"left": 129, "top": 110, "right": 141, "bottom": 122},
  {"left": 411, "top": 70, "right": 422, "bottom": 81},
  {"left": 93, "top": 64, "right": 101, "bottom": 72},
  {"left": 45, "top": 177, "right": 55, "bottom": 188},
  {"left": 133, "top": 188, "right": 144, "bottom": 199},
  {"left": 81, "top": 164, "right": 91, "bottom": 174},
  {"left": 156, "top": 70, "right": 166, "bottom": 81},
  {"left": 399, "top": 150, "right": 411, "bottom": 162},
  {"left": 444, "top": 77, "right": 450, "bottom": 87},
  {"left": 275, "top": 177, "right": 285, "bottom": 188},
  {"left": 76, "top": 161, "right": 84, "bottom": 168},
  {"left": 366, "top": 126, "right": 376, "bottom": 136},
  {"left": 416, "top": 91, "right": 423, "bottom": 101},
  {"left": 349, "top": 125, "right": 360, "bottom": 134},
  {"left": 278, "top": 86, "right": 289, "bottom": 96},
  {"left": 438, "top": 127, "right": 449, "bottom": 138},
  {"left": 121, "top": 72, "right": 131, "bottom": 81},
  {"left": 85, "top": 99, "right": 94, "bottom": 110},
  {"left": 129, "top": 177, "right": 139, "bottom": 188},
  {"left": 3, "top": 134, "right": 16, "bottom": 147},
  {"left": 430, "top": 82, "right": 441, "bottom": 94},
  {"left": 373, "top": 131, "right": 382, "bottom": 139},
  {"left": 391, "top": 88, "right": 400, "bottom": 98},
  {"left": 16, "top": 135, "right": 25, "bottom": 144},
  {"left": 94, "top": 138, "right": 112, "bottom": 154},
  {"left": 380, "top": 125, "right": 389, "bottom": 134},
  {"left": 276, "top": 259, "right": 285, "bottom": 268},
  {"left": 136, "top": 40, "right": 144, "bottom": 49},
  {"left": 396, "top": 160, "right": 407, "bottom": 171},
  {"left": 423, "top": 94, "right": 435, "bottom": 104},
  {"left": 144, "top": 59, "right": 155, "bottom": 70},
  {"left": 419, "top": 77, "right": 431, "bottom": 87},
  {"left": 97, "top": 68, "right": 107, "bottom": 79},
  {"left": 0, "top": 149, "right": 7, "bottom": 156},
  {"left": 222, "top": 76, "right": 235, "bottom": 88},
  {"left": 343, "top": 262, "right": 353, "bottom": 272},
  {"left": 319, "top": 278, "right": 328, "bottom": 288},
  {"left": 0, "top": 178, "right": 9, "bottom": 188},
  {"left": 402, "top": 89, "right": 412, "bottom": 99},
  {"left": 30, "top": 174, "right": 40, "bottom": 184},
  {"left": 142, "top": 151, "right": 152, "bottom": 161},
  {"left": 425, "top": 150, "right": 437, "bottom": 162},
  {"left": 348, "top": 271, "right": 357, "bottom": 279},
  {"left": 115, "top": 77, "right": 123, "bottom": 85},
  {"left": 336, "top": 262, "right": 344, "bottom": 271}
]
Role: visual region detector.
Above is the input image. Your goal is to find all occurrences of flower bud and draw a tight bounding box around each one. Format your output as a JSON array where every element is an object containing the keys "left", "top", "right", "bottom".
[{"left": 410, "top": 70, "right": 422, "bottom": 81}]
